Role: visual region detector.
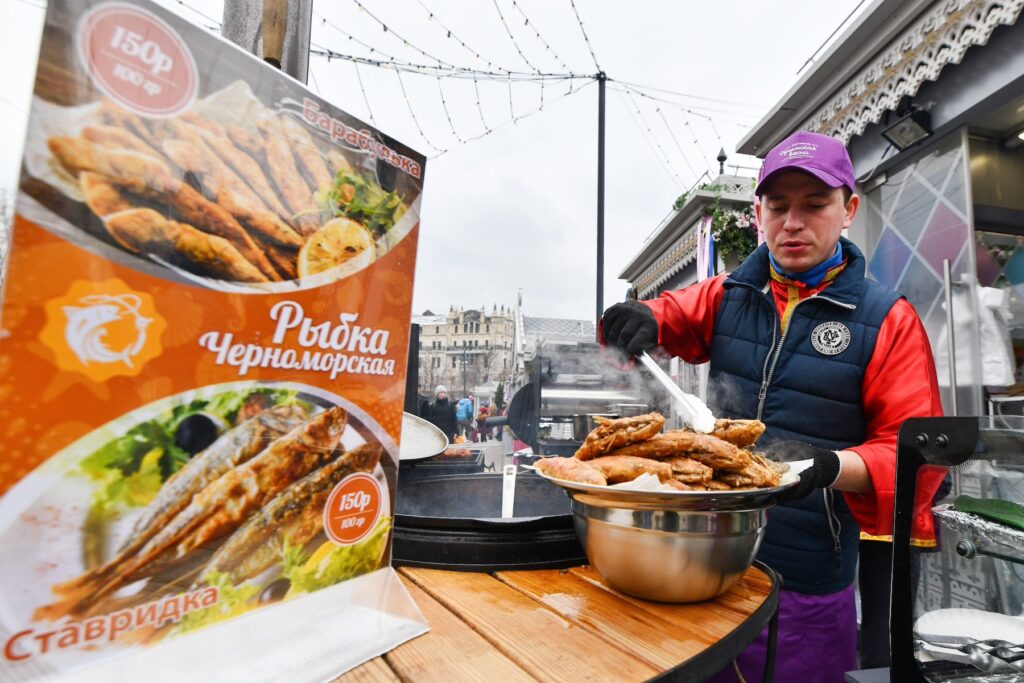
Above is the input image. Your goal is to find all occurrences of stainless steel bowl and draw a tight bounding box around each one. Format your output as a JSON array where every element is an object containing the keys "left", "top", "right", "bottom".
[{"left": 570, "top": 493, "right": 768, "bottom": 603}]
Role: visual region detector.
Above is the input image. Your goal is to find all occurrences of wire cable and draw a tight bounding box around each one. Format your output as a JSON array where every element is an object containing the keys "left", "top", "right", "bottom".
[
  {"left": 431, "top": 78, "right": 594, "bottom": 159},
  {"left": 415, "top": 0, "right": 507, "bottom": 72},
  {"left": 175, "top": 0, "right": 222, "bottom": 29},
  {"left": 609, "top": 78, "right": 764, "bottom": 110},
  {"left": 509, "top": 0, "right": 574, "bottom": 74},
  {"left": 348, "top": 0, "right": 459, "bottom": 69},
  {"left": 656, "top": 107, "right": 700, "bottom": 182},
  {"left": 393, "top": 67, "right": 444, "bottom": 155},
  {"left": 796, "top": 0, "right": 869, "bottom": 74},
  {"left": 352, "top": 61, "right": 376, "bottom": 123},
  {"left": 569, "top": 0, "right": 601, "bottom": 71},
  {"left": 436, "top": 76, "right": 467, "bottom": 143},
  {"left": 622, "top": 89, "right": 686, "bottom": 189},
  {"left": 472, "top": 77, "right": 491, "bottom": 133},
  {"left": 492, "top": 0, "right": 541, "bottom": 73}
]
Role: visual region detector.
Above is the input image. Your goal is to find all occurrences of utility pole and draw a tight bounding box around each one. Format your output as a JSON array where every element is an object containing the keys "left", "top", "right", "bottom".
[
  {"left": 595, "top": 72, "right": 606, "bottom": 336},
  {"left": 222, "top": 0, "right": 313, "bottom": 83}
]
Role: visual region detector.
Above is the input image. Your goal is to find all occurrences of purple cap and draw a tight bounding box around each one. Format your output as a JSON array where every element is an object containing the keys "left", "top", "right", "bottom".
[{"left": 755, "top": 131, "right": 855, "bottom": 196}]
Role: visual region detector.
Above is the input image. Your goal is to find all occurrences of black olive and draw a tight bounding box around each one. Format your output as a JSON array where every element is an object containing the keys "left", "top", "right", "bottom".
[
  {"left": 259, "top": 578, "right": 291, "bottom": 604},
  {"left": 174, "top": 414, "right": 221, "bottom": 455}
]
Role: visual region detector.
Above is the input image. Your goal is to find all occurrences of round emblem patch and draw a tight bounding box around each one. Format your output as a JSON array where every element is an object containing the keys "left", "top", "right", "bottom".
[{"left": 811, "top": 321, "right": 851, "bottom": 356}]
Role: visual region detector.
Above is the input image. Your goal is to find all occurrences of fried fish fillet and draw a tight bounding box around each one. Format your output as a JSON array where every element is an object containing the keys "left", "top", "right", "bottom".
[
  {"left": 103, "top": 208, "right": 269, "bottom": 283},
  {"left": 704, "top": 480, "right": 733, "bottom": 491},
  {"left": 716, "top": 453, "right": 781, "bottom": 488},
  {"left": 189, "top": 124, "right": 292, "bottom": 222},
  {"left": 711, "top": 419, "right": 766, "bottom": 448},
  {"left": 534, "top": 457, "right": 607, "bottom": 486},
  {"left": 97, "top": 100, "right": 152, "bottom": 140},
  {"left": 49, "top": 137, "right": 279, "bottom": 280},
  {"left": 664, "top": 456, "right": 713, "bottom": 483},
  {"left": 255, "top": 116, "right": 314, "bottom": 215},
  {"left": 82, "top": 125, "right": 163, "bottom": 159},
  {"left": 598, "top": 429, "right": 751, "bottom": 471},
  {"left": 327, "top": 149, "right": 355, "bottom": 176},
  {"left": 80, "top": 172, "right": 133, "bottom": 217},
  {"left": 574, "top": 412, "right": 666, "bottom": 460},
  {"left": 226, "top": 123, "right": 266, "bottom": 158},
  {"left": 280, "top": 114, "right": 333, "bottom": 191},
  {"left": 587, "top": 455, "right": 672, "bottom": 484},
  {"left": 163, "top": 138, "right": 304, "bottom": 249}
]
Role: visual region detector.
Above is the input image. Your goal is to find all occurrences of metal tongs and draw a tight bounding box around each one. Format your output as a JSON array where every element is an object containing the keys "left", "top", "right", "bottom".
[{"left": 637, "top": 351, "right": 716, "bottom": 433}]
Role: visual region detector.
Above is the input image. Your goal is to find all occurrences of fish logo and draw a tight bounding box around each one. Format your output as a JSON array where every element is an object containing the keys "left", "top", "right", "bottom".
[
  {"left": 41, "top": 279, "right": 166, "bottom": 381},
  {"left": 63, "top": 294, "right": 153, "bottom": 367}
]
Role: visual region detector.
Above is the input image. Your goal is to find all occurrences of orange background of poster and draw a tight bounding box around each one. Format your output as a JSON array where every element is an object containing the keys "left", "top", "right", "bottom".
[{"left": 0, "top": 215, "right": 418, "bottom": 495}]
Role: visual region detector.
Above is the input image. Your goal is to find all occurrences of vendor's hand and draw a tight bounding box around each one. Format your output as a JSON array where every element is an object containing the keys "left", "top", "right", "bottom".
[
  {"left": 601, "top": 301, "right": 658, "bottom": 357},
  {"left": 763, "top": 441, "right": 841, "bottom": 503}
]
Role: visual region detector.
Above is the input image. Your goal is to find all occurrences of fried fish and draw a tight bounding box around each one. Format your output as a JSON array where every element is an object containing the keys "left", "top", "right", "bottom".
[
  {"left": 586, "top": 455, "right": 673, "bottom": 484},
  {"left": 534, "top": 456, "right": 607, "bottom": 486},
  {"left": 574, "top": 412, "right": 666, "bottom": 460}
]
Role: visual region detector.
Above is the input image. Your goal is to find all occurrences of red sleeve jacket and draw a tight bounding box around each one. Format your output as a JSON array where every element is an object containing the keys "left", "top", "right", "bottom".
[{"left": 644, "top": 274, "right": 946, "bottom": 542}]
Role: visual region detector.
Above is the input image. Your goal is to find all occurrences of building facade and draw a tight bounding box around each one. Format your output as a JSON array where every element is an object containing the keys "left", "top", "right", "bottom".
[{"left": 413, "top": 305, "right": 516, "bottom": 398}]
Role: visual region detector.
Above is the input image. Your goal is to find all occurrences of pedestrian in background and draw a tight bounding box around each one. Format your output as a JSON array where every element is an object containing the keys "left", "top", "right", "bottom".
[{"left": 426, "top": 385, "right": 458, "bottom": 442}]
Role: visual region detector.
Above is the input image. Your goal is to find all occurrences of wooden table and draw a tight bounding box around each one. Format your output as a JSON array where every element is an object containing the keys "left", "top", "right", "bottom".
[{"left": 336, "top": 562, "right": 779, "bottom": 683}]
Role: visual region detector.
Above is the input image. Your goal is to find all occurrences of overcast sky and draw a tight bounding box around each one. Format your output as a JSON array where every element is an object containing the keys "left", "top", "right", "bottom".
[{"left": 1, "top": 0, "right": 867, "bottom": 320}]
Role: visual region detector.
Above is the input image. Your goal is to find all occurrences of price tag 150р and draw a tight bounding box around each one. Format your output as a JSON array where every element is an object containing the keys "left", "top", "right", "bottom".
[
  {"left": 77, "top": 2, "right": 198, "bottom": 118},
  {"left": 324, "top": 472, "right": 383, "bottom": 545}
]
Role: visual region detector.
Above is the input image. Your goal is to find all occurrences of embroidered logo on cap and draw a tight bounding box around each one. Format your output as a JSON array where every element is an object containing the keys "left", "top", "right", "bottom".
[
  {"left": 780, "top": 142, "right": 818, "bottom": 159},
  {"left": 811, "top": 321, "right": 851, "bottom": 356}
]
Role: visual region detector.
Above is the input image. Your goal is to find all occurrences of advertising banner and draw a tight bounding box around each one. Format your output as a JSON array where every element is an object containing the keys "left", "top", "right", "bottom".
[{"left": 0, "top": 0, "right": 428, "bottom": 679}]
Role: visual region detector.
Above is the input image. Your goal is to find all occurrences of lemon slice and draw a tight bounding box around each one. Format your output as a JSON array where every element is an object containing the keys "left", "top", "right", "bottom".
[{"left": 297, "top": 217, "right": 375, "bottom": 278}]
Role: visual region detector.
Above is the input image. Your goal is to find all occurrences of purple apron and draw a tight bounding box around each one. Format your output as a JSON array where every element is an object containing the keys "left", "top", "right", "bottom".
[{"left": 704, "top": 584, "right": 858, "bottom": 683}]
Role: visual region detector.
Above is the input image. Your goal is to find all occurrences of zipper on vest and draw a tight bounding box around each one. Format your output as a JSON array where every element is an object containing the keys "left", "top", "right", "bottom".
[
  {"left": 824, "top": 488, "right": 843, "bottom": 574},
  {"left": 754, "top": 294, "right": 857, "bottom": 419}
]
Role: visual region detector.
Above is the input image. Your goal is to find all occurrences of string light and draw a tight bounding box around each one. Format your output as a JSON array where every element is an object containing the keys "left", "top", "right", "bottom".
[
  {"left": 437, "top": 76, "right": 467, "bottom": 143},
  {"left": 613, "top": 83, "right": 757, "bottom": 126},
  {"left": 657, "top": 107, "right": 700, "bottom": 182},
  {"left": 492, "top": 0, "right": 541, "bottom": 74},
  {"left": 415, "top": 0, "right": 507, "bottom": 72},
  {"left": 173, "top": 0, "right": 221, "bottom": 30},
  {"left": 313, "top": 16, "right": 577, "bottom": 81},
  {"left": 393, "top": 67, "right": 445, "bottom": 155},
  {"left": 610, "top": 78, "right": 765, "bottom": 110},
  {"left": 431, "top": 79, "right": 595, "bottom": 159},
  {"left": 353, "top": 61, "right": 376, "bottom": 123},
  {"left": 473, "top": 77, "right": 491, "bottom": 133},
  {"left": 624, "top": 89, "right": 687, "bottom": 189},
  {"left": 510, "top": 0, "right": 574, "bottom": 74},
  {"left": 616, "top": 90, "right": 684, "bottom": 190},
  {"left": 569, "top": 0, "right": 601, "bottom": 71},
  {"left": 348, "top": 0, "right": 458, "bottom": 70}
]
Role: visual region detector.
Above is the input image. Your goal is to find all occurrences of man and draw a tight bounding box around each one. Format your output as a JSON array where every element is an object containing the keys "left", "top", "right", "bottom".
[
  {"left": 602, "top": 131, "right": 944, "bottom": 682},
  {"left": 425, "top": 385, "right": 458, "bottom": 442},
  {"left": 456, "top": 395, "right": 474, "bottom": 437}
]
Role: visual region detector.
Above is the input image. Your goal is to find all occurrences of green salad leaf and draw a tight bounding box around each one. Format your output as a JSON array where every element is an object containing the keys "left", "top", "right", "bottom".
[
  {"left": 286, "top": 516, "right": 392, "bottom": 595},
  {"left": 318, "top": 171, "right": 405, "bottom": 239},
  {"left": 172, "top": 571, "right": 260, "bottom": 635},
  {"left": 81, "top": 388, "right": 303, "bottom": 513}
]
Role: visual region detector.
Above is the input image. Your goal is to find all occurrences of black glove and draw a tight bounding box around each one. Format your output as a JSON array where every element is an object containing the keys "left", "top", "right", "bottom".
[
  {"left": 763, "top": 441, "right": 841, "bottom": 503},
  {"left": 601, "top": 301, "right": 658, "bottom": 357}
]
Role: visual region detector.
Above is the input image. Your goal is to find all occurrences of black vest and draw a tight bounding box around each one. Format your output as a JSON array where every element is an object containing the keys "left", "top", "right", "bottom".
[{"left": 708, "top": 238, "right": 901, "bottom": 594}]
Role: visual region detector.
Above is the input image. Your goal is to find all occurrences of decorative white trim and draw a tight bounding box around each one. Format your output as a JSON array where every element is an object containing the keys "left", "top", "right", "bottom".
[{"left": 803, "top": 0, "right": 1024, "bottom": 142}]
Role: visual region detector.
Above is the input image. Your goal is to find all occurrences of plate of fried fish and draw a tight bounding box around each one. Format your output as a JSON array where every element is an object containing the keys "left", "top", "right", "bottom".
[
  {"left": 0, "top": 382, "right": 397, "bottom": 642},
  {"left": 20, "top": 81, "right": 421, "bottom": 291},
  {"left": 532, "top": 412, "right": 800, "bottom": 505}
]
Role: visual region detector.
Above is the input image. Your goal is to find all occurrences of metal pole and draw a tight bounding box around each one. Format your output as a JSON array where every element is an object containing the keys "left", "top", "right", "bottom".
[
  {"left": 596, "top": 72, "right": 606, "bottom": 335},
  {"left": 222, "top": 0, "right": 313, "bottom": 83},
  {"left": 942, "top": 259, "right": 958, "bottom": 416}
]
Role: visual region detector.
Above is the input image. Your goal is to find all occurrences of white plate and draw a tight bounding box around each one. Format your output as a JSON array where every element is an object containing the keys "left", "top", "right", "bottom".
[{"left": 398, "top": 412, "right": 449, "bottom": 461}]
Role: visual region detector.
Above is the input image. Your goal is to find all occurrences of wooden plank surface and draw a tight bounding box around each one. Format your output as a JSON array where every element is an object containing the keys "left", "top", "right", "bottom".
[
  {"left": 372, "top": 573, "right": 535, "bottom": 682},
  {"left": 495, "top": 567, "right": 766, "bottom": 671},
  {"left": 403, "top": 567, "right": 660, "bottom": 682},
  {"left": 567, "top": 565, "right": 772, "bottom": 629},
  {"left": 332, "top": 657, "right": 400, "bottom": 683}
]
